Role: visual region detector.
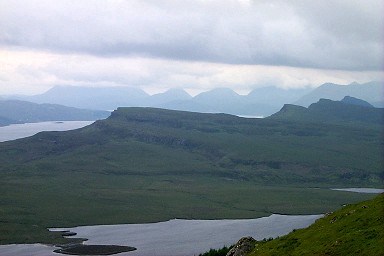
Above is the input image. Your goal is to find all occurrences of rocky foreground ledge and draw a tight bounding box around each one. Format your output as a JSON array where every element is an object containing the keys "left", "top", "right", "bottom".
[{"left": 226, "top": 237, "right": 256, "bottom": 256}]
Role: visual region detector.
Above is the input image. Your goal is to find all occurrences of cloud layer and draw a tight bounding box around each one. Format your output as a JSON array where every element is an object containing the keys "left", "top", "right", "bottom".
[
  {"left": 0, "top": 0, "right": 383, "bottom": 95},
  {"left": 1, "top": 0, "right": 383, "bottom": 70}
]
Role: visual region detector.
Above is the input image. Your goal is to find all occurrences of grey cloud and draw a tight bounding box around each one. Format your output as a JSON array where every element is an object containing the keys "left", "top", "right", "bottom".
[{"left": 0, "top": 0, "right": 382, "bottom": 70}]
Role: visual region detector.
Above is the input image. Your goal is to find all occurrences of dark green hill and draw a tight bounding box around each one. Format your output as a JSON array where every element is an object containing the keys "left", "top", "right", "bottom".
[
  {"left": 341, "top": 96, "right": 374, "bottom": 107},
  {"left": 0, "top": 107, "right": 382, "bottom": 244},
  {"left": 270, "top": 98, "right": 383, "bottom": 125},
  {"left": 2, "top": 107, "right": 382, "bottom": 183},
  {"left": 247, "top": 193, "right": 384, "bottom": 255},
  {"left": 0, "top": 100, "right": 110, "bottom": 125}
]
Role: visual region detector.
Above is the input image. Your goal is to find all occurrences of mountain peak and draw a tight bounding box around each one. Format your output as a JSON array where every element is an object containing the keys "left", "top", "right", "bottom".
[
  {"left": 348, "top": 81, "right": 360, "bottom": 86},
  {"left": 149, "top": 88, "right": 192, "bottom": 106},
  {"left": 194, "top": 88, "right": 239, "bottom": 100},
  {"left": 200, "top": 87, "right": 239, "bottom": 95},
  {"left": 153, "top": 88, "right": 191, "bottom": 98}
]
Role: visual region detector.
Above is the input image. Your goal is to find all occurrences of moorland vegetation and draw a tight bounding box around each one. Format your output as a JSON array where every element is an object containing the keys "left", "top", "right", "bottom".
[{"left": 0, "top": 99, "right": 382, "bottom": 244}]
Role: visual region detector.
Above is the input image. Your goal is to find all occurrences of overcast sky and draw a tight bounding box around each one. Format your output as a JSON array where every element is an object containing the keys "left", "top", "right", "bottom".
[{"left": 0, "top": 0, "right": 383, "bottom": 95}]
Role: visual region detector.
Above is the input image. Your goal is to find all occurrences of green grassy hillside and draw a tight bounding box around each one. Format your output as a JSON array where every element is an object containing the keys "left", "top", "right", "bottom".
[
  {"left": 271, "top": 98, "right": 383, "bottom": 125},
  {"left": 0, "top": 107, "right": 382, "bottom": 244},
  {"left": 2, "top": 107, "right": 382, "bottom": 184},
  {"left": 248, "top": 193, "right": 384, "bottom": 255}
]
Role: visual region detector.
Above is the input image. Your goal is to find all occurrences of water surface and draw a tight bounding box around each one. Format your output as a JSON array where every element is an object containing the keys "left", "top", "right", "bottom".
[
  {"left": 0, "top": 214, "right": 322, "bottom": 256},
  {"left": 0, "top": 121, "right": 94, "bottom": 142},
  {"left": 56, "top": 214, "right": 321, "bottom": 256},
  {"left": 331, "top": 188, "right": 384, "bottom": 194}
]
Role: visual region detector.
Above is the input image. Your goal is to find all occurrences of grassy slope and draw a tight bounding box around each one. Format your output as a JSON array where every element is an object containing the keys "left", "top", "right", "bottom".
[
  {"left": 248, "top": 193, "right": 384, "bottom": 256},
  {"left": 2, "top": 107, "right": 380, "bottom": 183},
  {"left": 270, "top": 98, "right": 383, "bottom": 125},
  {"left": 0, "top": 107, "right": 382, "bottom": 244}
]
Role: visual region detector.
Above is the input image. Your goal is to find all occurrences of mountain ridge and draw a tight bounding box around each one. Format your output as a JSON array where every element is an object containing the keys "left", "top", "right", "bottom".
[
  {"left": 270, "top": 97, "right": 383, "bottom": 125},
  {"left": 3, "top": 81, "right": 382, "bottom": 116},
  {"left": 341, "top": 96, "right": 373, "bottom": 107},
  {"left": 8, "top": 85, "right": 303, "bottom": 116},
  {"left": 16, "top": 86, "right": 150, "bottom": 110},
  {"left": 1, "top": 106, "right": 381, "bottom": 184}
]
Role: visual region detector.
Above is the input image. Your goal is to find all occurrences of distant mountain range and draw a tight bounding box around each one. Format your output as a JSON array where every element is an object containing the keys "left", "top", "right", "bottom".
[
  {"left": 9, "top": 86, "right": 310, "bottom": 116},
  {"left": 0, "top": 100, "right": 110, "bottom": 126},
  {"left": 14, "top": 86, "right": 149, "bottom": 111},
  {"left": 162, "top": 87, "right": 312, "bottom": 117},
  {"left": 3, "top": 81, "right": 382, "bottom": 116}
]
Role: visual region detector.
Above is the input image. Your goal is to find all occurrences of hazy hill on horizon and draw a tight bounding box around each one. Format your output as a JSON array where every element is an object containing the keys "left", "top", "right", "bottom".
[
  {"left": 14, "top": 86, "right": 150, "bottom": 111},
  {"left": 0, "top": 99, "right": 110, "bottom": 126},
  {"left": 150, "top": 88, "right": 193, "bottom": 106}
]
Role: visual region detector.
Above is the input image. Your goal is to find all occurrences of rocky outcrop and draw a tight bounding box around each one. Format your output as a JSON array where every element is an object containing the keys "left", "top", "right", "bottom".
[{"left": 226, "top": 236, "right": 256, "bottom": 256}]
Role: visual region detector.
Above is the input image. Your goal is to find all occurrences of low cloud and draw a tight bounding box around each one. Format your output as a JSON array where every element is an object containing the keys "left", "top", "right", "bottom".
[
  {"left": 1, "top": 48, "right": 382, "bottom": 96},
  {"left": 1, "top": 0, "right": 383, "bottom": 71}
]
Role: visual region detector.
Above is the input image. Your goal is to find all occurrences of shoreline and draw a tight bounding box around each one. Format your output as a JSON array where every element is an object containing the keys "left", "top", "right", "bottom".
[{"left": 1, "top": 214, "right": 322, "bottom": 256}]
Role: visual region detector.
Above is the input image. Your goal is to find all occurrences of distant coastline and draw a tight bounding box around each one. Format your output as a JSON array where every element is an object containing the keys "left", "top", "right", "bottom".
[
  {"left": 0, "top": 121, "right": 93, "bottom": 142},
  {"left": 331, "top": 188, "right": 384, "bottom": 194}
]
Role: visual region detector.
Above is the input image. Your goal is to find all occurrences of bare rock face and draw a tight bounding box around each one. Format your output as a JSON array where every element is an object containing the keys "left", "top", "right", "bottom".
[{"left": 226, "top": 236, "right": 256, "bottom": 256}]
